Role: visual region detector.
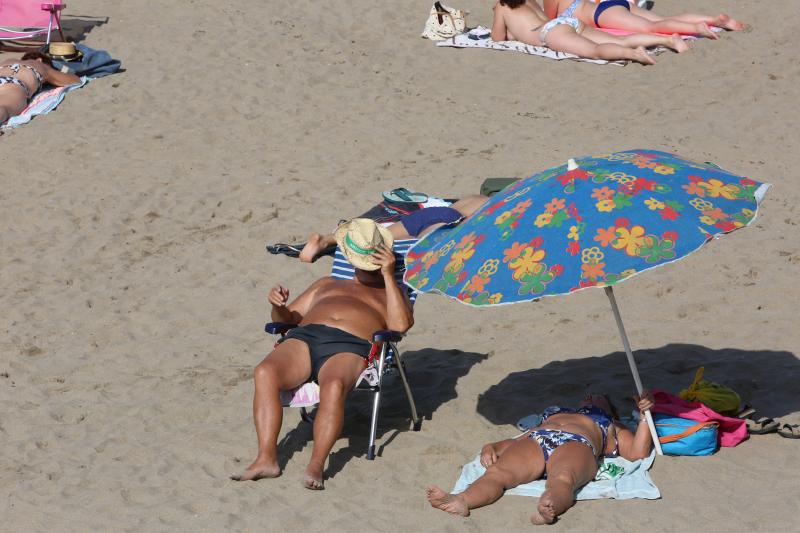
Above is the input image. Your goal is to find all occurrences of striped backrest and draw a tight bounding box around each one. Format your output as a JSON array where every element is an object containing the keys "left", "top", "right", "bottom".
[{"left": 331, "top": 239, "right": 418, "bottom": 303}]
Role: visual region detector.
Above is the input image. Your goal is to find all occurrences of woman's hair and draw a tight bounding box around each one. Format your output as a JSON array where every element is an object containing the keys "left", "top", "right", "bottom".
[
  {"left": 20, "top": 51, "right": 53, "bottom": 68},
  {"left": 601, "top": 394, "right": 621, "bottom": 420},
  {"left": 499, "top": 0, "right": 526, "bottom": 8}
]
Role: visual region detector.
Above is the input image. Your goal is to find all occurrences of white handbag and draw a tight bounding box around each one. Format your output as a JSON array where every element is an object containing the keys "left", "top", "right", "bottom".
[{"left": 421, "top": 1, "right": 468, "bottom": 41}]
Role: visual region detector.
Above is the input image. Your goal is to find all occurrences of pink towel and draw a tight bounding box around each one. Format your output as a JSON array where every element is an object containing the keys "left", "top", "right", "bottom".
[{"left": 652, "top": 389, "right": 748, "bottom": 447}]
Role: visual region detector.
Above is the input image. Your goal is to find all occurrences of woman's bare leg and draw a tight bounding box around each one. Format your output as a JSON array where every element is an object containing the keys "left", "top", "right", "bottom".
[
  {"left": 530, "top": 442, "right": 598, "bottom": 525},
  {"left": 231, "top": 339, "right": 313, "bottom": 481},
  {"left": 0, "top": 90, "right": 27, "bottom": 125},
  {"left": 451, "top": 195, "right": 489, "bottom": 217},
  {"left": 427, "top": 438, "right": 545, "bottom": 517},
  {"left": 545, "top": 24, "right": 656, "bottom": 65},
  {"left": 581, "top": 26, "right": 688, "bottom": 54},
  {"left": 596, "top": 6, "right": 717, "bottom": 38},
  {"left": 630, "top": 6, "right": 746, "bottom": 31}
]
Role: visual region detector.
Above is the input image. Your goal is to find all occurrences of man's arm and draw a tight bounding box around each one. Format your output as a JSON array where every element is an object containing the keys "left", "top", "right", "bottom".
[
  {"left": 371, "top": 245, "right": 414, "bottom": 333},
  {"left": 491, "top": 2, "right": 508, "bottom": 41},
  {"left": 268, "top": 278, "right": 325, "bottom": 324}
]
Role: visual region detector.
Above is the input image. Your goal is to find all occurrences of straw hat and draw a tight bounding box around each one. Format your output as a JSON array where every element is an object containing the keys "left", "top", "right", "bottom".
[
  {"left": 334, "top": 218, "right": 394, "bottom": 271},
  {"left": 46, "top": 42, "right": 83, "bottom": 61}
]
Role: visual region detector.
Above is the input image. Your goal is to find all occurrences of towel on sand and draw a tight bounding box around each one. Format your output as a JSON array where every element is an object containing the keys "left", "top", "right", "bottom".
[{"left": 2, "top": 77, "right": 89, "bottom": 130}]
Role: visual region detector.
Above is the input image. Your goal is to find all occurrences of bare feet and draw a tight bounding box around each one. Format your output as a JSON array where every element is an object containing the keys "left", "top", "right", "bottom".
[
  {"left": 632, "top": 46, "right": 656, "bottom": 66},
  {"left": 426, "top": 486, "right": 470, "bottom": 517},
  {"left": 696, "top": 22, "right": 719, "bottom": 40},
  {"left": 230, "top": 459, "right": 281, "bottom": 481},
  {"left": 669, "top": 34, "right": 690, "bottom": 54},
  {"left": 713, "top": 14, "right": 747, "bottom": 31},
  {"left": 530, "top": 491, "right": 557, "bottom": 525},
  {"left": 299, "top": 233, "right": 324, "bottom": 263},
  {"left": 303, "top": 463, "right": 324, "bottom": 490}
]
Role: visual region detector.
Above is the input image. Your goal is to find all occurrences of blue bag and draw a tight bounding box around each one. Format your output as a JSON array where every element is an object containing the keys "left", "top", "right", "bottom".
[{"left": 654, "top": 413, "right": 719, "bottom": 456}]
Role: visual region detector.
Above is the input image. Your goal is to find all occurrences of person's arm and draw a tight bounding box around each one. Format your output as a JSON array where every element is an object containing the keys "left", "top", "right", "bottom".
[
  {"left": 41, "top": 63, "right": 81, "bottom": 87},
  {"left": 268, "top": 279, "right": 325, "bottom": 324},
  {"left": 615, "top": 392, "right": 656, "bottom": 461},
  {"left": 371, "top": 244, "right": 414, "bottom": 333},
  {"left": 491, "top": 2, "right": 508, "bottom": 41}
]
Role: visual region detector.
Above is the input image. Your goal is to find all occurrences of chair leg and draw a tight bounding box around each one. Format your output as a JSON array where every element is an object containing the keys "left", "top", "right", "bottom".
[
  {"left": 393, "top": 344, "right": 421, "bottom": 431},
  {"left": 366, "top": 342, "right": 388, "bottom": 460}
]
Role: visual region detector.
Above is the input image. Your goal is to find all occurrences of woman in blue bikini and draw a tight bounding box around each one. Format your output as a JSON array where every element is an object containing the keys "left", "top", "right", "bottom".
[
  {"left": 0, "top": 52, "right": 80, "bottom": 125},
  {"left": 427, "top": 391, "right": 655, "bottom": 525}
]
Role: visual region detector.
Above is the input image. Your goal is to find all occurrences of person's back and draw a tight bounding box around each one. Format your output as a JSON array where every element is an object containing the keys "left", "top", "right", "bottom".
[{"left": 491, "top": 0, "right": 549, "bottom": 45}]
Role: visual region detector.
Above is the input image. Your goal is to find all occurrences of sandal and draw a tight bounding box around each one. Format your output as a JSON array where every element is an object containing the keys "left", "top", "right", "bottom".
[
  {"left": 382, "top": 188, "right": 429, "bottom": 204},
  {"left": 736, "top": 403, "right": 756, "bottom": 419},
  {"left": 266, "top": 243, "right": 305, "bottom": 258},
  {"left": 745, "top": 416, "right": 780, "bottom": 435},
  {"left": 777, "top": 423, "right": 800, "bottom": 439}
]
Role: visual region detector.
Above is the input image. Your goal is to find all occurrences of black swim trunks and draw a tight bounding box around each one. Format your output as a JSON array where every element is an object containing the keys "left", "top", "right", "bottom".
[{"left": 278, "top": 324, "right": 372, "bottom": 381}]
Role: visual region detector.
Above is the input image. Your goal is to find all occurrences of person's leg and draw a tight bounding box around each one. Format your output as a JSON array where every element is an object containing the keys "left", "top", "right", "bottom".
[
  {"left": 427, "top": 437, "right": 545, "bottom": 516},
  {"left": 582, "top": 26, "right": 689, "bottom": 55},
  {"left": 304, "top": 352, "right": 367, "bottom": 489},
  {"left": 231, "top": 339, "right": 312, "bottom": 481},
  {"left": 629, "top": 5, "right": 746, "bottom": 31},
  {"left": 530, "top": 442, "right": 598, "bottom": 525},
  {"left": 544, "top": 24, "right": 656, "bottom": 65},
  {"left": 0, "top": 89, "right": 27, "bottom": 125},
  {"left": 299, "top": 232, "right": 337, "bottom": 262},
  {"left": 450, "top": 195, "right": 489, "bottom": 217},
  {"left": 596, "top": 5, "right": 717, "bottom": 38}
]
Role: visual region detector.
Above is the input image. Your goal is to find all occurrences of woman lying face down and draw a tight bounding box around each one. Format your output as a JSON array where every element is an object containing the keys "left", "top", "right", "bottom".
[
  {"left": 426, "top": 391, "right": 655, "bottom": 525},
  {"left": 0, "top": 52, "right": 81, "bottom": 124}
]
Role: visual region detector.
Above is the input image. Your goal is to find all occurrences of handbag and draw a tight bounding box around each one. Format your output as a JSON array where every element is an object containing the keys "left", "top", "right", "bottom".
[
  {"left": 654, "top": 413, "right": 719, "bottom": 456},
  {"left": 678, "top": 367, "right": 741, "bottom": 416},
  {"left": 421, "top": 2, "right": 467, "bottom": 41}
]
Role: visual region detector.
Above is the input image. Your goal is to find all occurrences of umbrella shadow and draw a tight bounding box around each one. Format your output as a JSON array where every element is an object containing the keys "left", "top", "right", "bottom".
[
  {"left": 276, "top": 348, "right": 488, "bottom": 478},
  {"left": 477, "top": 344, "right": 800, "bottom": 426},
  {"left": 60, "top": 15, "right": 110, "bottom": 42}
]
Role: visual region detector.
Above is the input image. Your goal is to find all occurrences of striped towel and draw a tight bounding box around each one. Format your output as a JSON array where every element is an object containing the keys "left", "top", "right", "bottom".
[
  {"left": 2, "top": 77, "right": 89, "bottom": 130},
  {"left": 331, "top": 239, "right": 418, "bottom": 303}
]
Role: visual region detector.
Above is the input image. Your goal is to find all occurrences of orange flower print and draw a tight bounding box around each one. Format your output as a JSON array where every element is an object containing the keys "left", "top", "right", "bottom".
[
  {"left": 682, "top": 182, "right": 706, "bottom": 197},
  {"left": 509, "top": 246, "right": 545, "bottom": 280},
  {"left": 581, "top": 262, "right": 606, "bottom": 280},
  {"left": 447, "top": 244, "right": 475, "bottom": 271},
  {"left": 596, "top": 199, "right": 615, "bottom": 212},
  {"left": 612, "top": 225, "right": 646, "bottom": 256},
  {"left": 464, "top": 274, "right": 489, "bottom": 293},
  {"left": 700, "top": 179, "right": 738, "bottom": 200},
  {"left": 503, "top": 242, "right": 528, "bottom": 264},
  {"left": 534, "top": 213, "right": 553, "bottom": 228},
  {"left": 594, "top": 226, "right": 618, "bottom": 247},
  {"left": 421, "top": 251, "right": 439, "bottom": 269},
  {"left": 544, "top": 198, "right": 566, "bottom": 214},
  {"left": 511, "top": 199, "right": 533, "bottom": 214},
  {"left": 457, "top": 232, "right": 478, "bottom": 249},
  {"left": 703, "top": 207, "right": 729, "bottom": 220},
  {"left": 592, "top": 186, "right": 614, "bottom": 201}
]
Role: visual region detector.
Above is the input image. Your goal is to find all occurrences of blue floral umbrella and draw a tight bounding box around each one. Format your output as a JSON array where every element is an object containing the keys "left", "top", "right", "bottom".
[{"left": 404, "top": 149, "right": 769, "bottom": 454}]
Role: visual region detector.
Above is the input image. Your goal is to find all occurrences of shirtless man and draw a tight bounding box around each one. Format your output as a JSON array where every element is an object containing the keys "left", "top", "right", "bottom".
[
  {"left": 232, "top": 219, "right": 414, "bottom": 489},
  {"left": 543, "top": 0, "right": 745, "bottom": 38},
  {"left": 491, "top": 0, "right": 688, "bottom": 65}
]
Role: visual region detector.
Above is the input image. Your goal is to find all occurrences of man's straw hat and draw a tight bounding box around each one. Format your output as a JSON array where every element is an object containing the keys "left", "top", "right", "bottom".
[
  {"left": 334, "top": 218, "right": 394, "bottom": 271},
  {"left": 46, "top": 42, "right": 83, "bottom": 61}
]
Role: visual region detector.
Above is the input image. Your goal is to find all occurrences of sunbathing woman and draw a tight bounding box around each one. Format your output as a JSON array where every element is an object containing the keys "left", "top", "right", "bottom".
[
  {"left": 0, "top": 52, "right": 80, "bottom": 125},
  {"left": 492, "top": 0, "right": 689, "bottom": 65},
  {"left": 543, "top": 0, "right": 745, "bottom": 38},
  {"left": 427, "top": 392, "right": 655, "bottom": 525},
  {"left": 298, "top": 194, "right": 488, "bottom": 262}
]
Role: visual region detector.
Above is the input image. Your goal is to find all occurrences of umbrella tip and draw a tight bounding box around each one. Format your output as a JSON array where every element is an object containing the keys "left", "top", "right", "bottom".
[{"left": 567, "top": 158, "right": 579, "bottom": 171}]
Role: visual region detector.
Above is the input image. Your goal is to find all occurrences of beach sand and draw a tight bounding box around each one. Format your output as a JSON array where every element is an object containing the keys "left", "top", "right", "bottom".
[{"left": 1, "top": 0, "right": 799, "bottom": 530}]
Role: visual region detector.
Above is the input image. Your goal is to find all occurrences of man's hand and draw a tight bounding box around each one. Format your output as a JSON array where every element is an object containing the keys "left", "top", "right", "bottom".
[
  {"left": 633, "top": 390, "right": 655, "bottom": 414},
  {"left": 480, "top": 443, "right": 498, "bottom": 468},
  {"left": 370, "top": 244, "right": 397, "bottom": 278},
  {"left": 268, "top": 285, "right": 290, "bottom": 308}
]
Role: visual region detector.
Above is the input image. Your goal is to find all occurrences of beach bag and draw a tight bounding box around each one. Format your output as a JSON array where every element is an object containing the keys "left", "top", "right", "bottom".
[
  {"left": 654, "top": 413, "right": 719, "bottom": 456},
  {"left": 421, "top": 2, "right": 467, "bottom": 40},
  {"left": 679, "top": 367, "right": 741, "bottom": 416}
]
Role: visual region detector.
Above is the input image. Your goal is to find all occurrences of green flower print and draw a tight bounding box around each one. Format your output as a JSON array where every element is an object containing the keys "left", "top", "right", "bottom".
[{"left": 638, "top": 236, "right": 677, "bottom": 264}]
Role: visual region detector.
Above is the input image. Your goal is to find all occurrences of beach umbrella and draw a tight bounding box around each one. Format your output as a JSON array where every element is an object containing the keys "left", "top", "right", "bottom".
[{"left": 404, "top": 149, "right": 769, "bottom": 455}]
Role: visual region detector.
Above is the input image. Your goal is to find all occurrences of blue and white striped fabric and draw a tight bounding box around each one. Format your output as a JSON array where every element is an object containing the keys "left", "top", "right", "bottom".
[{"left": 331, "top": 239, "right": 418, "bottom": 303}]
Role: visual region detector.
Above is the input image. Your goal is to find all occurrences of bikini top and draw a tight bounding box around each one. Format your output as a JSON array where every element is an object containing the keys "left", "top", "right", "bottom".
[
  {"left": 541, "top": 405, "right": 619, "bottom": 457},
  {"left": 0, "top": 63, "right": 44, "bottom": 96}
]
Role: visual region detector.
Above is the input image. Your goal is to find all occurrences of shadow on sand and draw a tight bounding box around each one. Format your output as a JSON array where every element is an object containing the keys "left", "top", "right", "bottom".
[
  {"left": 476, "top": 343, "right": 800, "bottom": 426},
  {"left": 60, "top": 15, "right": 110, "bottom": 43},
  {"left": 276, "top": 347, "right": 487, "bottom": 478}
]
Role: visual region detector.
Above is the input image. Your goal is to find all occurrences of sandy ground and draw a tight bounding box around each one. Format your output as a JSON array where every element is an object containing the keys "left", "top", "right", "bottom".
[{"left": 1, "top": 0, "right": 799, "bottom": 531}]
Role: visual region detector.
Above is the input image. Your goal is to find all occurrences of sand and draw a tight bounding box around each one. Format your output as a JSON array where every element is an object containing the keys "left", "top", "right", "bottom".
[{"left": 1, "top": 0, "right": 799, "bottom": 530}]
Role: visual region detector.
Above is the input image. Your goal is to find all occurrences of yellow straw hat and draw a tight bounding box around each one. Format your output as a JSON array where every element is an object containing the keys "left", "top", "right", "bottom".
[{"left": 334, "top": 218, "right": 394, "bottom": 271}]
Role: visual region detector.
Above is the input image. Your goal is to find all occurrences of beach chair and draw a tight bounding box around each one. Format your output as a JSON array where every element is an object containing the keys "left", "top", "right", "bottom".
[
  {"left": 265, "top": 239, "right": 421, "bottom": 460},
  {"left": 0, "top": 1, "right": 66, "bottom": 49}
]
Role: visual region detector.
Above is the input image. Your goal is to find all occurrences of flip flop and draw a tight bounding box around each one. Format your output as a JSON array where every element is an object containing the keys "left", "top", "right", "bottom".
[
  {"left": 382, "top": 188, "right": 429, "bottom": 204},
  {"left": 266, "top": 243, "right": 305, "bottom": 258},
  {"left": 777, "top": 423, "right": 800, "bottom": 439},
  {"left": 736, "top": 403, "right": 756, "bottom": 419},
  {"left": 745, "top": 417, "right": 780, "bottom": 435}
]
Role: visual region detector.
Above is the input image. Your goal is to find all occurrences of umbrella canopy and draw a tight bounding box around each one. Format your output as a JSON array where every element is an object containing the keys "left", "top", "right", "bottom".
[{"left": 404, "top": 149, "right": 768, "bottom": 306}]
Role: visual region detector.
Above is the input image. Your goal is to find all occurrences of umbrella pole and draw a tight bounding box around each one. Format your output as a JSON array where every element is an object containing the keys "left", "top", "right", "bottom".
[{"left": 604, "top": 287, "right": 664, "bottom": 456}]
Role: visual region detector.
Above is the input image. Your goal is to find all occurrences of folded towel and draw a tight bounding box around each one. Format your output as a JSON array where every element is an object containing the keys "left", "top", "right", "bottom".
[{"left": 2, "top": 77, "right": 89, "bottom": 130}]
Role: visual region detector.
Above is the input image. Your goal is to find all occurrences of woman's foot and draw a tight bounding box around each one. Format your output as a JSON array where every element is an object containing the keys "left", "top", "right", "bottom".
[
  {"left": 230, "top": 459, "right": 281, "bottom": 481},
  {"left": 632, "top": 46, "right": 656, "bottom": 65},
  {"left": 426, "top": 486, "right": 470, "bottom": 516},
  {"left": 669, "top": 34, "right": 690, "bottom": 53},
  {"left": 696, "top": 22, "right": 719, "bottom": 39},
  {"left": 713, "top": 14, "right": 747, "bottom": 31},
  {"left": 299, "top": 233, "right": 325, "bottom": 263},
  {"left": 530, "top": 490, "right": 557, "bottom": 525},
  {"left": 303, "top": 463, "right": 325, "bottom": 490}
]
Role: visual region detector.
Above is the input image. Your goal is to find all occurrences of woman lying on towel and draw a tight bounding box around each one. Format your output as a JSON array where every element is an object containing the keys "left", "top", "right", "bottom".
[
  {"left": 0, "top": 52, "right": 81, "bottom": 124},
  {"left": 543, "top": 0, "right": 745, "bottom": 38},
  {"left": 427, "top": 391, "right": 655, "bottom": 525},
  {"left": 492, "top": 0, "right": 688, "bottom": 65},
  {"left": 298, "top": 194, "right": 488, "bottom": 262}
]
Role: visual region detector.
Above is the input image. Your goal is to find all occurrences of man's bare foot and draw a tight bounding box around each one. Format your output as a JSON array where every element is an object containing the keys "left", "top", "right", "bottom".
[
  {"left": 230, "top": 460, "right": 281, "bottom": 481},
  {"left": 696, "top": 22, "right": 719, "bottom": 40},
  {"left": 426, "top": 486, "right": 470, "bottom": 517},
  {"left": 669, "top": 34, "right": 690, "bottom": 53},
  {"left": 299, "top": 233, "right": 324, "bottom": 263},
  {"left": 303, "top": 464, "right": 324, "bottom": 490},
  {"left": 530, "top": 491, "right": 557, "bottom": 525},
  {"left": 632, "top": 47, "right": 656, "bottom": 65}
]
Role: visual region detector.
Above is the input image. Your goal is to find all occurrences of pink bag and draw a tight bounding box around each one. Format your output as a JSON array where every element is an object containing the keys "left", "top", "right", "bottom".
[{"left": 652, "top": 389, "right": 748, "bottom": 447}]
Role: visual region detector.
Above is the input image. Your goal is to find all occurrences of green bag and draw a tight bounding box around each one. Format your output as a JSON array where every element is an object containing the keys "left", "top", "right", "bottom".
[
  {"left": 679, "top": 367, "right": 741, "bottom": 416},
  {"left": 480, "top": 177, "right": 519, "bottom": 197}
]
